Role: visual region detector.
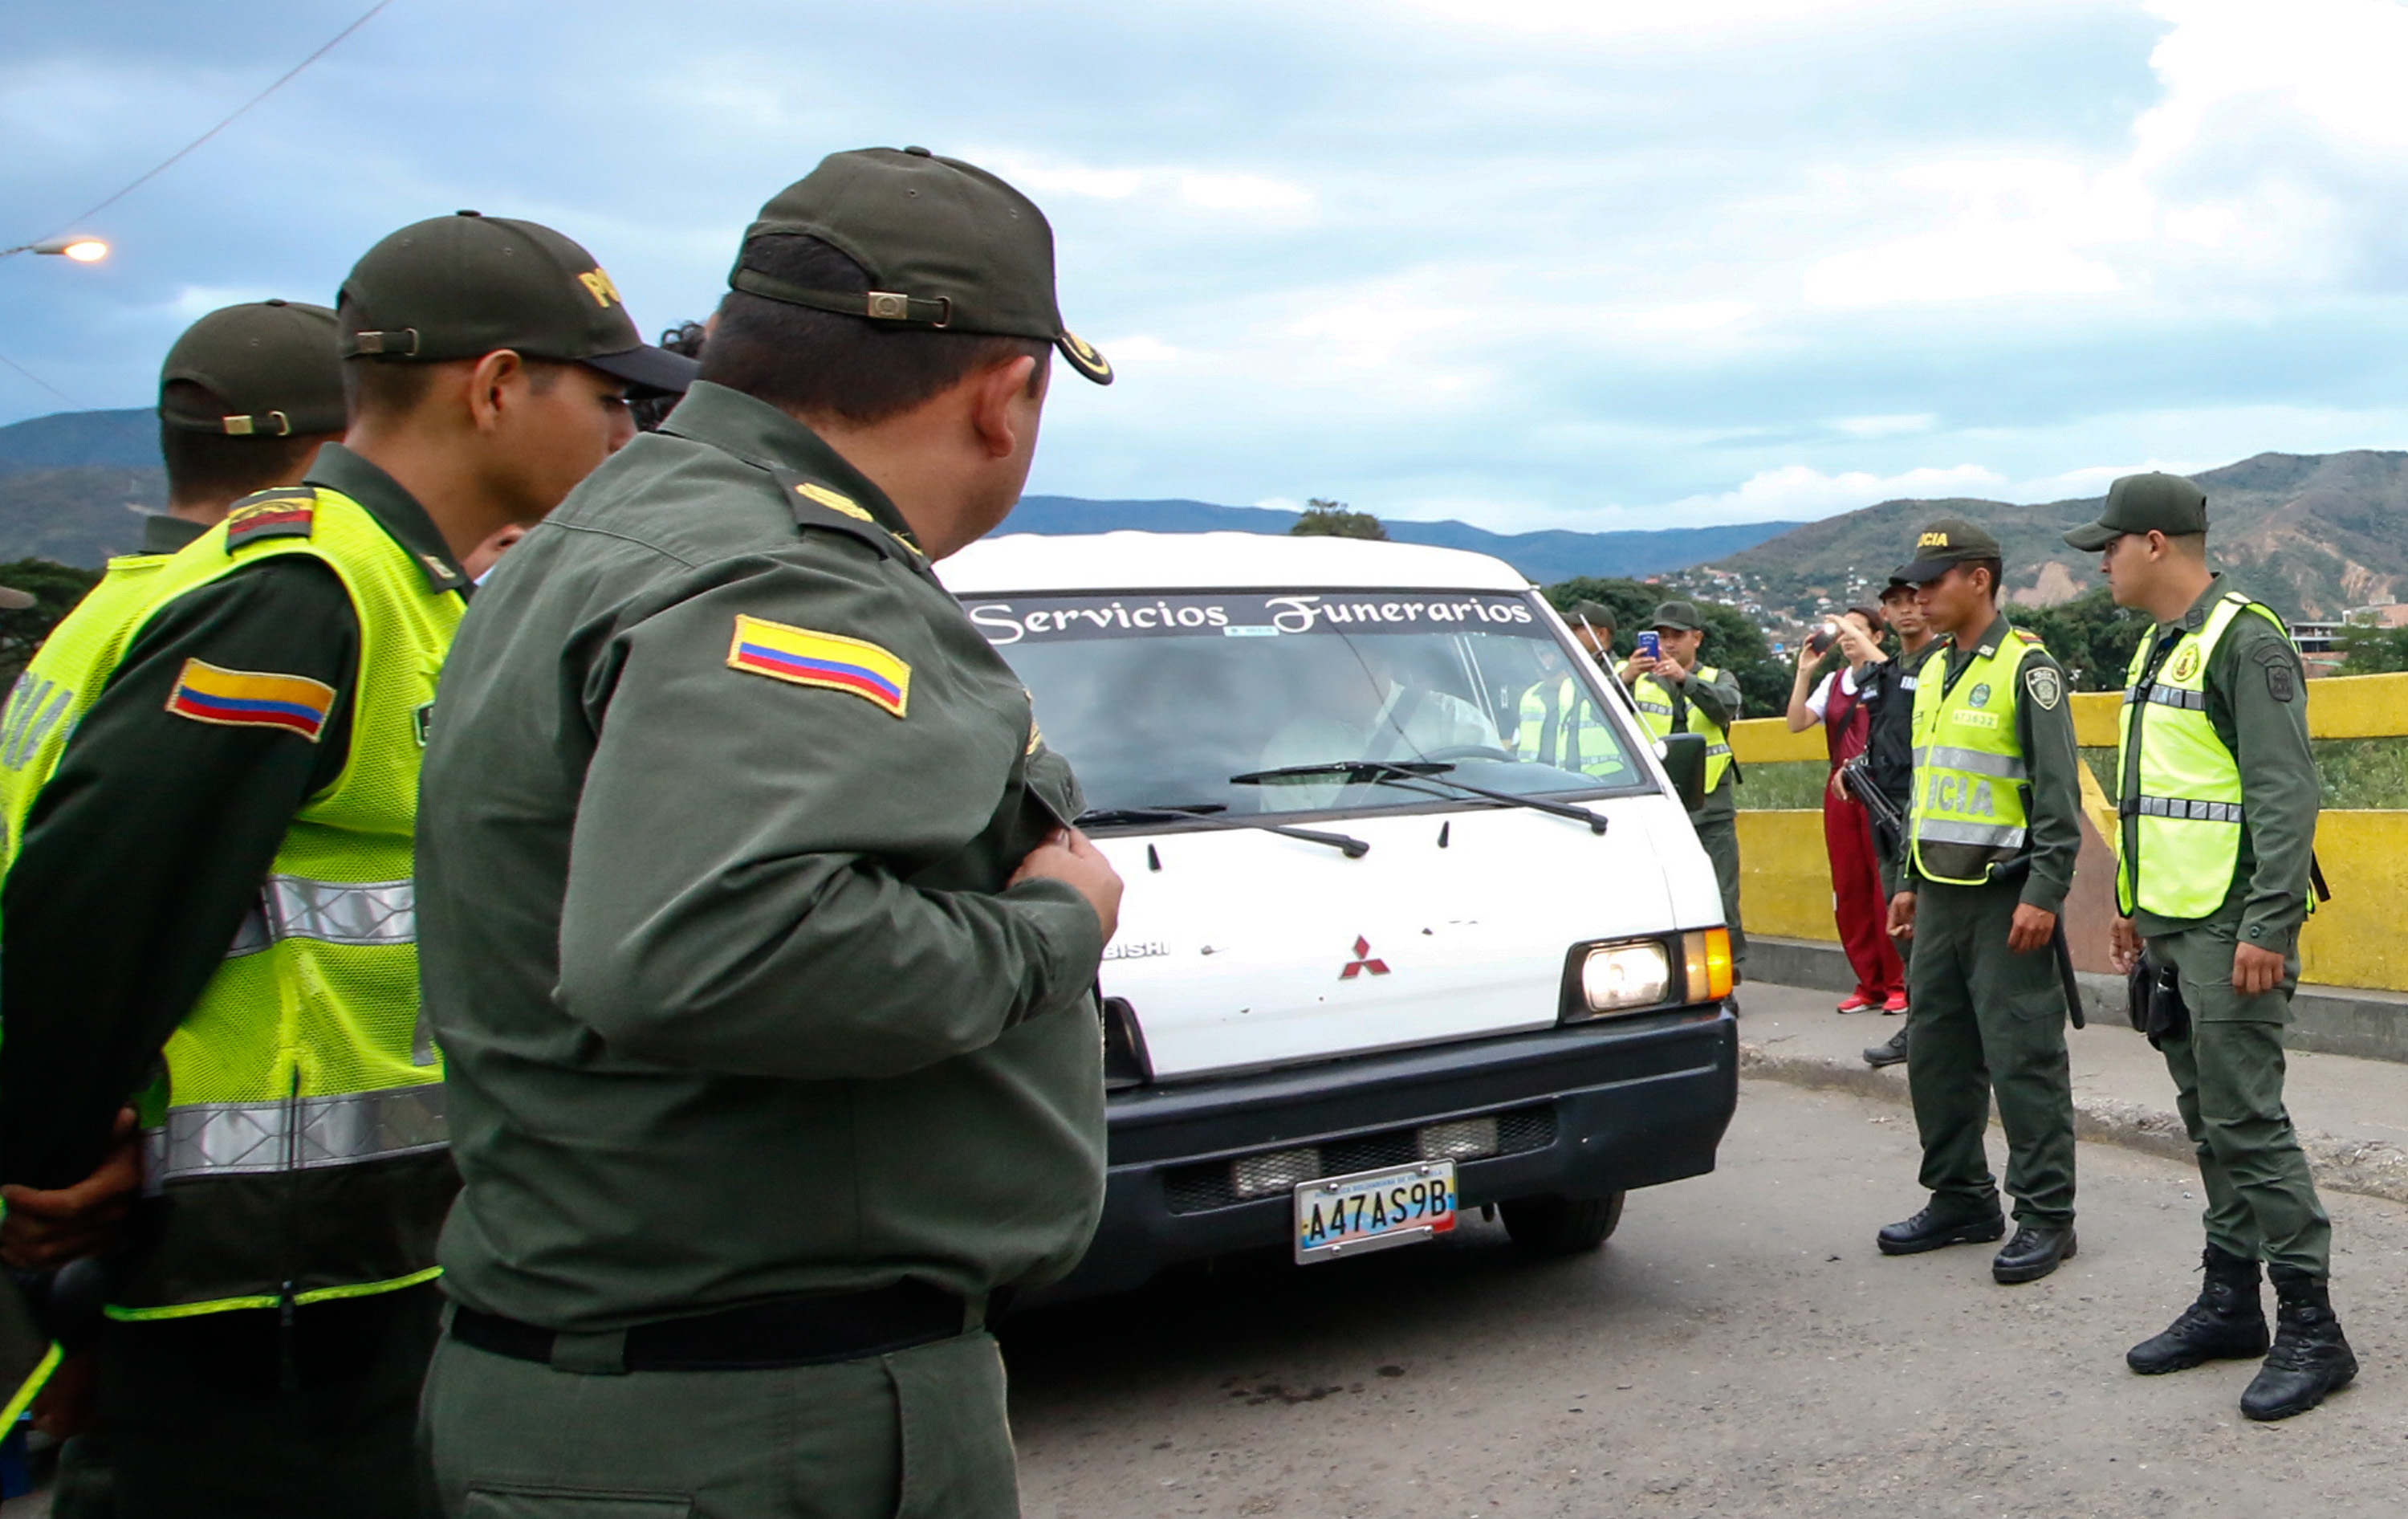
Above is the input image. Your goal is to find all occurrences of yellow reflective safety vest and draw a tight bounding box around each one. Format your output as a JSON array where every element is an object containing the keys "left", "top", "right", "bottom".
[
  {"left": 1633, "top": 665, "right": 1734, "bottom": 792},
  {"left": 1515, "top": 673, "right": 1631, "bottom": 780},
  {"left": 0, "top": 485, "right": 462, "bottom": 1319},
  {"left": 1909, "top": 628, "right": 2044, "bottom": 886},
  {"left": 2113, "top": 591, "right": 2287, "bottom": 920}
]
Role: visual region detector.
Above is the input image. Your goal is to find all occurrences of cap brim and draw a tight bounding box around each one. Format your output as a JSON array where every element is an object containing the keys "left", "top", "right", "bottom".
[
  {"left": 1056, "top": 330, "right": 1112, "bottom": 385},
  {"left": 1893, "top": 557, "right": 1959, "bottom": 585},
  {"left": 2061, "top": 521, "right": 2119, "bottom": 552},
  {"left": 584, "top": 344, "right": 701, "bottom": 398}
]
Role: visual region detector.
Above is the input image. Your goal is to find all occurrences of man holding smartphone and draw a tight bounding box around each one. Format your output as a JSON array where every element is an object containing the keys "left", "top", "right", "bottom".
[{"left": 1623, "top": 601, "right": 1745, "bottom": 975}]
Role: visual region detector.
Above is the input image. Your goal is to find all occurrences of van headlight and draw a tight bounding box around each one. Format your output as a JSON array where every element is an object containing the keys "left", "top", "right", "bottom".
[{"left": 1572, "top": 939, "right": 1672, "bottom": 1018}]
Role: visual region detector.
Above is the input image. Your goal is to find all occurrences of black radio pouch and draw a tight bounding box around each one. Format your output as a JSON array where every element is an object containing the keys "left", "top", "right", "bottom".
[{"left": 2125, "top": 955, "right": 2189, "bottom": 1049}]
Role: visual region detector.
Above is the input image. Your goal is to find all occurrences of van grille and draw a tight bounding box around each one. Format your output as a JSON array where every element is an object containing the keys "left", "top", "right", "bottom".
[{"left": 1159, "top": 1103, "right": 1558, "bottom": 1216}]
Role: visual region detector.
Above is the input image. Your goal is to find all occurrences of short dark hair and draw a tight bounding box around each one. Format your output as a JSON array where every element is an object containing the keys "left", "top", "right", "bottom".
[
  {"left": 631, "top": 320, "right": 707, "bottom": 433},
  {"left": 699, "top": 234, "right": 1047, "bottom": 425},
  {"left": 158, "top": 381, "right": 327, "bottom": 503},
  {"left": 340, "top": 354, "right": 567, "bottom": 421},
  {"left": 1969, "top": 558, "right": 2004, "bottom": 600}
]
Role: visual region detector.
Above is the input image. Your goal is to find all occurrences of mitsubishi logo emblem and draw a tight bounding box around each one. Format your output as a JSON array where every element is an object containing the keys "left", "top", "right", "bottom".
[{"left": 1339, "top": 936, "right": 1389, "bottom": 979}]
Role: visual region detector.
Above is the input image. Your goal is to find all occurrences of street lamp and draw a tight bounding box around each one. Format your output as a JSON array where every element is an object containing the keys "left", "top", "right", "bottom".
[{"left": 1, "top": 236, "right": 109, "bottom": 263}]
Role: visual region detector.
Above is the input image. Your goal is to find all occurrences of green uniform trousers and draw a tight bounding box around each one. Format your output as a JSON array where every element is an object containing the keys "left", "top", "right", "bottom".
[
  {"left": 1905, "top": 881, "right": 2075, "bottom": 1226},
  {"left": 1692, "top": 804, "right": 1747, "bottom": 965},
  {"left": 99, "top": 1281, "right": 440, "bottom": 1519},
  {"left": 2148, "top": 917, "right": 2332, "bottom": 1277},
  {"left": 422, "top": 1325, "right": 1022, "bottom": 1519}
]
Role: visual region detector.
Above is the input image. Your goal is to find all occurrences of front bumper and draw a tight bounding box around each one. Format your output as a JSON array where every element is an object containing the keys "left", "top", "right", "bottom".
[{"left": 1032, "top": 1004, "right": 1738, "bottom": 1303}]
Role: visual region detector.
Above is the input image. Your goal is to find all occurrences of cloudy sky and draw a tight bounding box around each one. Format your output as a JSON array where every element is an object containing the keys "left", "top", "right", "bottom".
[{"left": 6, "top": 0, "right": 2408, "bottom": 531}]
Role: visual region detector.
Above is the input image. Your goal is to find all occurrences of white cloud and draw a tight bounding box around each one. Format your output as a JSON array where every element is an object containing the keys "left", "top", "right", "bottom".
[
  {"left": 1663, "top": 463, "right": 2015, "bottom": 522},
  {"left": 1178, "top": 173, "right": 1312, "bottom": 212},
  {"left": 1629, "top": 300, "right": 1755, "bottom": 332}
]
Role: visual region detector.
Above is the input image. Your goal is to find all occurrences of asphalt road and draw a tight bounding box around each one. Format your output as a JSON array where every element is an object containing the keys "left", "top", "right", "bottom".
[{"left": 1003, "top": 1078, "right": 2408, "bottom": 1519}]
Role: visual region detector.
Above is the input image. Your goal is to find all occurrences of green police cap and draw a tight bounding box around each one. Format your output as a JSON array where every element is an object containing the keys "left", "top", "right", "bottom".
[
  {"left": 732, "top": 146, "right": 1113, "bottom": 385},
  {"left": 2062, "top": 472, "right": 2209, "bottom": 552},
  {"left": 159, "top": 300, "right": 345, "bottom": 437},
  {"left": 1565, "top": 599, "right": 1617, "bottom": 632},
  {"left": 1649, "top": 601, "right": 1706, "bottom": 633},
  {"left": 337, "top": 212, "right": 697, "bottom": 396},
  {"left": 1893, "top": 517, "right": 2003, "bottom": 586}
]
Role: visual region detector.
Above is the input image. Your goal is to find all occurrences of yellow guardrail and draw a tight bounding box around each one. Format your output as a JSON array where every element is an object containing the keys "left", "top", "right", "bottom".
[{"left": 1728, "top": 670, "right": 2408, "bottom": 992}]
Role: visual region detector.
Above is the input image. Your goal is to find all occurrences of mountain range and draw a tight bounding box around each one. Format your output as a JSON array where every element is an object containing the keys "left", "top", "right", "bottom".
[
  {"left": 0, "top": 408, "right": 1796, "bottom": 582},
  {"left": 1709, "top": 450, "right": 2408, "bottom": 622},
  {"left": 6, "top": 408, "right": 2400, "bottom": 615}
]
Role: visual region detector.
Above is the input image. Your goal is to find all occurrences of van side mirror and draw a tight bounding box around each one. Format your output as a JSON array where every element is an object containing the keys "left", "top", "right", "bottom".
[{"left": 1656, "top": 732, "right": 1709, "bottom": 812}]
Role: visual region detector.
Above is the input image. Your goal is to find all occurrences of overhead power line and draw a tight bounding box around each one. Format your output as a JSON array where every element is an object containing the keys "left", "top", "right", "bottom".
[
  {"left": 0, "top": 349, "right": 85, "bottom": 410},
  {"left": 21, "top": 0, "right": 399, "bottom": 246}
]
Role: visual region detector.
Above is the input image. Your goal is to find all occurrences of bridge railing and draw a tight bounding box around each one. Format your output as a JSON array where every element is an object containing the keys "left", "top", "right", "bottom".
[{"left": 1728, "top": 671, "right": 2408, "bottom": 992}]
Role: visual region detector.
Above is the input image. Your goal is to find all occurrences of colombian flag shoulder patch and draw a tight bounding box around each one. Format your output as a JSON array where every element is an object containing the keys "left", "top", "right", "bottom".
[
  {"left": 726, "top": 614, "right": 910, "bottom": 718},
  {"left": 164, "top": 658, "right": 337, "bottom": 741},
  {"left": 222, "top": 489, "right": 317, "bottom": 551}
]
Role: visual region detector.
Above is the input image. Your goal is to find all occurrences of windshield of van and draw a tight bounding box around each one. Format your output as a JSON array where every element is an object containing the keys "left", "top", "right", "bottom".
[{"left": 965, "top": 589, "right": 1653, "bottom": 820}]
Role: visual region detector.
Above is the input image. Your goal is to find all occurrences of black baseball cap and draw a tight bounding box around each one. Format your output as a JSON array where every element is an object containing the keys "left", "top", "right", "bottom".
[
  {"left": 160, "top": 300, "right": 346, "bottom": 437},
  {"left": 2062, "top": 472, "right": 2208, "bottom": 552},
  {"left": 1893, "top": 518, "right": 2003, "bottom": 585},
  {"left": 733, "top": 146, "right": 1113, "bottom": 385},
  {"left": 337, "top": 212, "right": 697, "bottom": 396},
  {"left": 1649, "top": 601, "right": 1706, "bottom": 633}
]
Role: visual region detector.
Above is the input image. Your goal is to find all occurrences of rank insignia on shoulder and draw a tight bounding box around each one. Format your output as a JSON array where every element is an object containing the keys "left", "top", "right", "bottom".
[
  {"left": 795, "top": 481, "right": 875, "bottom": 523},
  {"left": 164, "top": 658, "right": 336, "bottom": 741},
  {"left": 726, "top": 614, "right": 910, "bottom": 718},
  {"left": 222, "top": 489, "right": 317, "bottom": 551}
]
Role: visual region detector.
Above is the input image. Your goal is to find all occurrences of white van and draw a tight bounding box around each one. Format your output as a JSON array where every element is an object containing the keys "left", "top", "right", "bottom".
[{"left": 942, "top": 531, "right": 1739, "bottom": 1297}]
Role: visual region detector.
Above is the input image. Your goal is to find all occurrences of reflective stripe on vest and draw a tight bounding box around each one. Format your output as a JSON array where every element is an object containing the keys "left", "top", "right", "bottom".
[
  {"left": 1909, "top": 629, "right": 2043, "bottom": 886},
  {"left": 2114, "top": 593, "right": 2284, "bottom": 918},
  {"left": 226, "top": 875, "right": 416, "bottom": 958},
  {"left": 141, "top": 1082, "right": 447, "bottom": 1193},
  {"left": 1632, "top": 666, "right": 1734, "bottom": 793},
  {"left": 0, "top": 486, "right": 463, "bottom": 1317},
  {"left": 1515, "top": 676, "right": 1629, "bottom": 779}
]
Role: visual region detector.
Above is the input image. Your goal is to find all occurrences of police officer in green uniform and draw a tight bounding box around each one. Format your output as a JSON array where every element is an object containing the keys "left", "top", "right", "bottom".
[
  {"left": 2068, "top": 474, "right": 2354, "bottom": 1419},
  {"left": 415, "top": 149, "right": 1122, "bottom": 1519},
  {"left": 1516, "top": 602, "right": 1631, "bottom": 780},
  {"left": 1621, "top": 601, "right": 1745, "bottom": 967},
  {"left": 0, "top": 297, "right": 348, "bottom": 1519},
  {"left": 1878, "top": 519, "right": 2085, "bottom": 1284},
  {"left": 0, "top": 214, "right": 689, "bottom": 1518}
]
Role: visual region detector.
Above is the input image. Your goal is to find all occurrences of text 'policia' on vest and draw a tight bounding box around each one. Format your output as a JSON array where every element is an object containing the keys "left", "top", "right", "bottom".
[
  {"left": 1908, "top": 625, "right": 2046, "bottom": 886},
  {"left": 0, "top": 486, "right": 462, "bottom": 1317},
  {"left": 2116, "top": 589, "right": 2289, "bottom": 921}
]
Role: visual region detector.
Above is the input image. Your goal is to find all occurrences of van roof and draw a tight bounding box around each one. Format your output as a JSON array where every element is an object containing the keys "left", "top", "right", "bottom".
[{"left": 938, "top": 530, "right": 1536, "bottom": 596}]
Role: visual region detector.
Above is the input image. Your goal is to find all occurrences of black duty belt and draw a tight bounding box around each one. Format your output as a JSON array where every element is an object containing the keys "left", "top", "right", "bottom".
[{"left": 448, "top": 1281, "right": 970, "bottom": 1373}]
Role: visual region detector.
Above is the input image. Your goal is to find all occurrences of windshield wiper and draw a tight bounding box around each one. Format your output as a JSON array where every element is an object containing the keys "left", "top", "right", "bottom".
[
  {"left": 1075, "top": 804, "right": 1370, "bottom": 858},
  {"left": 1228, "top": 760, "right": 1608, "bottom": 835}
]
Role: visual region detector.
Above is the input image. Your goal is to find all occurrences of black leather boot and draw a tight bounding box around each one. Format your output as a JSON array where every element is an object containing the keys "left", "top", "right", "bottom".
[
  {"left": 2241, "top": 1269, "right": 2357, "bottom": 1420},
  {"left": 2127, "top": 1245, "right": 2268, "bottom": 1374},
  {"left": 1992, "top": 1223, "right": 2076, "bottom": 1284},
  {"left": 1864, "top": 1025, "right": 1909, "bottom": 1068},
  {"left": 1877, "top": 1199, "right": 2004, "bottom": 1255}
]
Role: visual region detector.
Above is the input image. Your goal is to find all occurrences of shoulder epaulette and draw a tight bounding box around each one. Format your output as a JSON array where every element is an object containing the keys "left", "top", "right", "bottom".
[
  {"left": 2011, "top": 628, "right": 2045, "bottom": 646},
  {"left": 767, "top": 470, "right": 933, "bottom": 572},
  {"left": 222, "top": 488, "right": 317, "bottom": 553}
]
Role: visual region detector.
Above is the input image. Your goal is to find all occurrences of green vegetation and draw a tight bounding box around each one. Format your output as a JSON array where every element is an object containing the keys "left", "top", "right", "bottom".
[
  {"left": 2013, "top": 587, "right": 2150, "bottom": 691},
  {"left": 2336, "top": 624, "right": 2408, "bottom": 675},
  {"left": 1288, "top": 498, "right": 1387, "bottom": 540},
  {"left": 0, "top": 558, "right": 104, "bottom": 682},
  {"left": 1543, "top": 576, "right": 1792, "bottom": 717},
  {"left": 1734, "top": 760, "right": 1830, "bottom": 811}
]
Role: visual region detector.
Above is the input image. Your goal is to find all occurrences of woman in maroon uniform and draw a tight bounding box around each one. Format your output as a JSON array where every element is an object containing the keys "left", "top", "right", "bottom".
[{"left": 1786, "top": 605, "right": 1906, "bottom": 1013}]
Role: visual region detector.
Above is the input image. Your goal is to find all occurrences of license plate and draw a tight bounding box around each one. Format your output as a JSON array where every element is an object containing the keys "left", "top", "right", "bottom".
[{"left": 1293, "top": 1160, "right": 1457, "bottom": 1264}]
